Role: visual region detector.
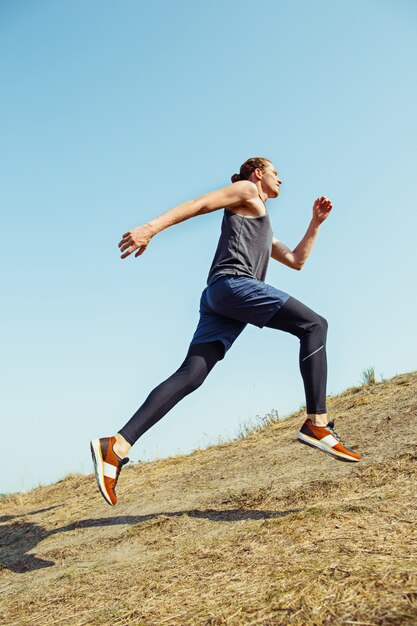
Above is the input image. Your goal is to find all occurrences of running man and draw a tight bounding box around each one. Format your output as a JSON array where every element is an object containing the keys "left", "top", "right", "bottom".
[{"left": 90, "top": 157, "right": 362, "bottom": 506}]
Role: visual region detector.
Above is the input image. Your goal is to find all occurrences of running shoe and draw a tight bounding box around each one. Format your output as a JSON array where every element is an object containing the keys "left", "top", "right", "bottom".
[
  {"left": 297, "top": 419, "right": 361, "bottom": 462},
  {"left": 90, "top": 436, "right": 129, "bottom": 505}
]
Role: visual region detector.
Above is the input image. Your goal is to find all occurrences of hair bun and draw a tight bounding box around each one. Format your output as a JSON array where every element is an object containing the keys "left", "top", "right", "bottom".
[{"left": 231, "top": 173, "right": 242, "bottom": 183}]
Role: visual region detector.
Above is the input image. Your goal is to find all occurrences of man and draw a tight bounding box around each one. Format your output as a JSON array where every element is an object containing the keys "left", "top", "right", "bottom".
[{"left": 91, "top": 157, "right": 361, "bottom": 506}]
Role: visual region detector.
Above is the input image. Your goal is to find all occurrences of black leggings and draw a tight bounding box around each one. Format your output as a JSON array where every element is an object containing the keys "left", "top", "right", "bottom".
[{"left": 118, "top": 296, "right": 328, "bottom": 446}]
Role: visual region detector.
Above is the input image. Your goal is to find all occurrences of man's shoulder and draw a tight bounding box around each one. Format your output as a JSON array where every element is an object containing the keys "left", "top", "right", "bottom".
[
  {"left": 225, "top": 183, "right": 264, "bottom": 218},
  {"left": 232, "top": 180, "right": 258, "bottom": 199}
]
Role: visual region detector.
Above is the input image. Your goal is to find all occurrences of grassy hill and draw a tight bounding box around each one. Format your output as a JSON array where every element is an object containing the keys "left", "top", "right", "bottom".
[{"left": 1, "top": 372, "right": 416, "bottom": 626}]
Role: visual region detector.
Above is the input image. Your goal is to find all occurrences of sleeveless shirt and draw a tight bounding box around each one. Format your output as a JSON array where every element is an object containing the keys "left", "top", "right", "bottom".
[{"left": 207, "top": 196, "right": 273, "bottom": 286}]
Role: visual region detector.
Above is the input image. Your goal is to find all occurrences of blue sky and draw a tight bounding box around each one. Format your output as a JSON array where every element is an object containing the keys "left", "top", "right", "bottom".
[{"left": 1, "top": 0, "right": 416, "bottom": 494}]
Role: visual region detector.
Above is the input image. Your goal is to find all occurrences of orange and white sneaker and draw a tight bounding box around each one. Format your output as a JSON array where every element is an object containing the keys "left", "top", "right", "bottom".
[
  {"left": 297, "top": 419, "right": 362, "bottom": 462},
  {"left": 90, "top": 436, "right": 129, "bottom": 505}
]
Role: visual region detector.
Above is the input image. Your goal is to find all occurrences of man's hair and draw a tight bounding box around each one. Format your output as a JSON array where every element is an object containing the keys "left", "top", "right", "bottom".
[{"left": 231, "top": 157, "right": 272, "bottom": 183}]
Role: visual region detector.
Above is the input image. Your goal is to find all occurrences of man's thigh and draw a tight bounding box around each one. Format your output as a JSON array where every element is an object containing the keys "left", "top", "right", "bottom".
[
  {"left": 264, "top": 295, "right": 327, "bottom": 336},
  {"left": 189, "top": 310, "right": 246, "bottom": 359},
  {"left": 207, "top": 275, "right": 290, "bottom": 328}
]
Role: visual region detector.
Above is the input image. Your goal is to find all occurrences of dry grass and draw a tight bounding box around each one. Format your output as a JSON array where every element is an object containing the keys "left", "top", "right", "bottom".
[{"left": 1, "top": 372, "right": 416, "bottom": 625}]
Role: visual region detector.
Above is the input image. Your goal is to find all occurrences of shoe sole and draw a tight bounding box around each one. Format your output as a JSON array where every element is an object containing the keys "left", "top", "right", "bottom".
[
  {"left": 90, "top": 439, "right": 115, "bottom": 505},
  {"left": 297, "top": 432, "right": 361, "bottom": 462}
]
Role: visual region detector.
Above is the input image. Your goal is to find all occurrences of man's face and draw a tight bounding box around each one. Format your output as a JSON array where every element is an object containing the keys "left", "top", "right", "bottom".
[{"left": 262, "top": 163, "right": 282, "bottom": 198}]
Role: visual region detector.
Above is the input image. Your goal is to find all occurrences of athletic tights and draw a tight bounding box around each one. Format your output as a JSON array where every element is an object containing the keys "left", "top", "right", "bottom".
[{"left": 118, "top": 296, "right": 328, "bottom": 446}]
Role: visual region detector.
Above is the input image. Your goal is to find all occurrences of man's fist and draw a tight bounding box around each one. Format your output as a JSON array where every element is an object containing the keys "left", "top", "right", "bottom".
[{"left": 312, "top": 196, "right": 333, "bottom": 224}]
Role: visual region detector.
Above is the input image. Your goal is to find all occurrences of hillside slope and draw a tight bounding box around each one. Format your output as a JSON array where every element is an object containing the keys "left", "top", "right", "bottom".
[{"left": 1, "top": 372, "right": 416, "bottom": 626}]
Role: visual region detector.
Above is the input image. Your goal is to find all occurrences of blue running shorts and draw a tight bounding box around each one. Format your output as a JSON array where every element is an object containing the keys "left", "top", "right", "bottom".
[{"left": 189, "top": 274, "right": 290, "bottom": 358}]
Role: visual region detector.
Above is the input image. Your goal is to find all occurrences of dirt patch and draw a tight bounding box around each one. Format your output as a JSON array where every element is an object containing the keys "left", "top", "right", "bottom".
[{"left": 1, "top": 372, "right": 416, "bottom": 625}]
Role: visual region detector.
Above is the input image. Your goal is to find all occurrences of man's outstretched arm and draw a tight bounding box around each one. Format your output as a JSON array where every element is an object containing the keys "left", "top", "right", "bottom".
[
  {"left": 271, "top": 195, "right": 333, "bottom": 270},
  {"left": 118, "top": 181, "right": 257, "bottom": 259}
]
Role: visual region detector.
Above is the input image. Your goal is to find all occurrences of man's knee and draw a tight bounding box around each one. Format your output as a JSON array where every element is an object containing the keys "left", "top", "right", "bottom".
[
  {"left": 172, "top": 340, "right": 225, "bottom": 395},
  {"left": 318, "top": 315, "right": 328, "bottom": 332},
  {"left": 304, "top": 313, "right": 328, "bottom": 338},
  {"left": 186, "top": 342, "right": 224, "bottom": 390},
  {"left": 184, "top": 359, "right": 210, "bottom": 392}
]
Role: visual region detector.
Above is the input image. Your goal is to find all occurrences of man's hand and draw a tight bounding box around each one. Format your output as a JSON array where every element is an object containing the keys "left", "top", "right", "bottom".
[
  {"left": 312, "top": 196, "right": 333, "bottom": 224},
  {"left": 118, "top": 224, "right": 154, "bottom": 259}
]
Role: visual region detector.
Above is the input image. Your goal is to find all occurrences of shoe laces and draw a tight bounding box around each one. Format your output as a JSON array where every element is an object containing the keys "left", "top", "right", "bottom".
[
  {"left": 326, "top": 420, "right": 346, "bottom": 446},
  {"left": 115, "top": 456, "right": 129, "bottom": 483}
]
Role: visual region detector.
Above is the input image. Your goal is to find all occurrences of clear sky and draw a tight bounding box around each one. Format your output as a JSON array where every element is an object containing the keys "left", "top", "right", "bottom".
[{"left": 1, "top": 0, "right": 416, "bottom": 494}]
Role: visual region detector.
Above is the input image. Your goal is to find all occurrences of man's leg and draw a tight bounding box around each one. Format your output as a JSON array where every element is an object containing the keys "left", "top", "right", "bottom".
[
  {"left": 91, "top": 340, "right": 225, "bottom": 505},
  {"left": 265, "top": 296, "right": 328, "bottom": 422},
  {"left": 115, "top": 340, "right": 225, "bottom": 457},
  {"left": 265, "top": 296, "right": 361, "bottom": 462}
]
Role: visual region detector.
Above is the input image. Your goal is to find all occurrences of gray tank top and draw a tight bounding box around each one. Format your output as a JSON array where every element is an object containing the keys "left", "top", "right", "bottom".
[{"left": 207, "top": 195, "right": 273, "bottom": 285}]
